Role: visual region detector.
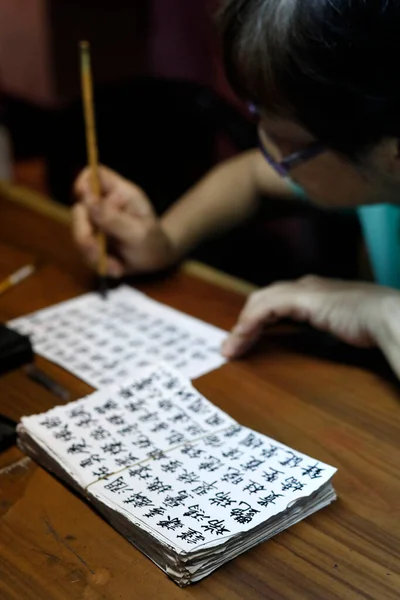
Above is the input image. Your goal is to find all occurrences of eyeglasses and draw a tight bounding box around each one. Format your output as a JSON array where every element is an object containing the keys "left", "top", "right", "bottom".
[
  {"left": 249, "top": 106, "right": 374, "bottom": 207},
  {"left": 257, "top": 124, "right": 326, "bottom": 178}
]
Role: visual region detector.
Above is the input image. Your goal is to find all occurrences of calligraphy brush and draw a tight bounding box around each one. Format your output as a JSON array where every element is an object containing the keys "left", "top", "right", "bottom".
[{"left": 79, "top": 40, "right": 108, "bottom": 299}]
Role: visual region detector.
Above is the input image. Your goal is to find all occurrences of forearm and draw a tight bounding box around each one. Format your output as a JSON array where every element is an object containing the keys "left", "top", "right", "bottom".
[{"left": 161, "top": 149, "right": 294, "bottom": 259}]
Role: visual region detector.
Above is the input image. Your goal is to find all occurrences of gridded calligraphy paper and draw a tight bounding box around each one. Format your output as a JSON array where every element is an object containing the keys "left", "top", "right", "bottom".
[
  {"left": 18, "top": 364, "right": 337, "bottom": 585},
  {"left": 9, "top": 285, "right": 227, "bottom": 384}
]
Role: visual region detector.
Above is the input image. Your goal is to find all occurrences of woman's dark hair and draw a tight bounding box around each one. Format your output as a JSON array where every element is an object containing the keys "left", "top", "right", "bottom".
[{"left": 217, "top": 0, "right": 400, "bottom": 159}]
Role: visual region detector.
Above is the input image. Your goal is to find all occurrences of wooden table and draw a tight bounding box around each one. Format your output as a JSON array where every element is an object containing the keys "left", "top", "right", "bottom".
[{"left": 0, "top": 188, "right": 399, "bottom": 600}]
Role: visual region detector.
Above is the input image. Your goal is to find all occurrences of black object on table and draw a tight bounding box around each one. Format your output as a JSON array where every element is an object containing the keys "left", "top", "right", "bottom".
[{"left": 0, "top": 324, "right": 34, "bottom": 376}]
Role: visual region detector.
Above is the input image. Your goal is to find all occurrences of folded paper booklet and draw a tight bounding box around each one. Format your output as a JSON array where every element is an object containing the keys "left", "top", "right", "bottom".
[
  {"left": 9, "top": 285, "right": 227, "bottom": 385},
  {"left": 18, "top": 364, "right": 337, "bottom": 586}
]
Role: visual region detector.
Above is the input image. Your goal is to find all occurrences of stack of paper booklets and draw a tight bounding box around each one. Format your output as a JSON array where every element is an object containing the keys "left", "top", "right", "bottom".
[{"left": 18, "top": 363, "right": 337, "bottom": 586}]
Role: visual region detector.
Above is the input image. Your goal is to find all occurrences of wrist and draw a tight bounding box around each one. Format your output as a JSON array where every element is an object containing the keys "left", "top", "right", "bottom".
[
  {"left": 369, "top": 291, "right": 400, "bottom": 350},
  {"left": 160, "top": 217, "right": 197, "bottom": 263}
]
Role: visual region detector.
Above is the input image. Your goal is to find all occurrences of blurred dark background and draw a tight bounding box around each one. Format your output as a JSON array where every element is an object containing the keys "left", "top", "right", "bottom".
[{"left": 0, "top": 0, "right": 361, "bottom": 285}]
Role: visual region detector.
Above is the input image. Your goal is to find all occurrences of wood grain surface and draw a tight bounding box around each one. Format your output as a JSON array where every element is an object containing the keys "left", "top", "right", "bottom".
[{"left": 0, "top": 193, "right": 399, "bottom": 600}]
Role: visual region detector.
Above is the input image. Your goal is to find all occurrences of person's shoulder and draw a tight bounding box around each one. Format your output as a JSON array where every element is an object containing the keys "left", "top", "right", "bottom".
[{"left": 358, "top": 203, "right": 400, "bottom": 289}]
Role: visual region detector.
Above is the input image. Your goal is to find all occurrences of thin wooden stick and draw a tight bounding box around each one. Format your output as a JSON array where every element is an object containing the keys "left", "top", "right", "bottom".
[
  {"left": 79, "top": 40, "right": 107, "bottom": 297},
  {"left": 0, "top": 264, "right": 35, "bottom": 297}
]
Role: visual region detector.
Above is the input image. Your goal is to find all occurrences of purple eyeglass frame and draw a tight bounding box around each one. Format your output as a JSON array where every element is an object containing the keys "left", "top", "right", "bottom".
[
  {"left": 248, "top": 104, "right": 326, "bottom": 177},
  {"left": 258, "top": 135, "right": 326, "bottom": 178}
]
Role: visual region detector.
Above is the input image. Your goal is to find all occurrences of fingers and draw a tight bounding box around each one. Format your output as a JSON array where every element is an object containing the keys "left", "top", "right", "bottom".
[
  {"left": 73, "top": 170, "right": 159, "bottom": 277},
  {"left": 106, "top": 256, "right": 126, "bottom": 278},
  {"left": 88, "top": 201, "right": 143, "bottom": 241},
  {"left": 74, "top": 165, "right": 155, "bottom": 219},
  {"left": 74, "top": 166, "right": 95, "bottom": 203},
  {"left": 221, "top": 319, "right": 265, "bottom": 359},
  {"left": 71, "top": 203, "right": 125, "bottom": 278},
  {"left": 74, "top": 170, "right": 138, "bottom": 241},
  {"left": 74, "top": 168, "right": 144, "bottom": 243},
  {"left": 222, "top": 283, "right": 311, "bottom": 358},
  {"left": 74, "top": 165, "right": 122, "bottom": 200},
  {"left": 71, "top": 203, "right": 98, "bottom": 263},
  {"left": 221, "top": 275, "right": 377, "bottom": 359}
]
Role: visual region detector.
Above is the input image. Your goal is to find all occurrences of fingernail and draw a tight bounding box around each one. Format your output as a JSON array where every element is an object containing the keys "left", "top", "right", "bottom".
[
  {"left": 232, "top": 322, "right": 253, "bottom": 336},
  {"left": 233, "top": 324, "right": 246, "bottom": 335},
  {"left": 109, "top": 265, "right": 121, "bottom": 278},
  {"left": 221, "top": 337, "right": 237, "bottom": 358}
]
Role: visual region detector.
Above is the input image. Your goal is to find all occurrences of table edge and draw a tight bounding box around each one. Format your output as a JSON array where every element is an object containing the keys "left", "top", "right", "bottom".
[{"left": 0, "top": 181, "right": 257, "bottom": 297}]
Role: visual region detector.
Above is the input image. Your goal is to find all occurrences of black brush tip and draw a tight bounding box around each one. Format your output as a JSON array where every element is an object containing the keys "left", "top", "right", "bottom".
[{"left": 99, "top": 276, "right": 109, "bottom": 300}]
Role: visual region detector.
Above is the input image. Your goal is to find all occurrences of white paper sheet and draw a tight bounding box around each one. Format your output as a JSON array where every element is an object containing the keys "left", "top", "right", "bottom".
[{"left": 9, "top": 285, "right": 227, "bottom": 384}]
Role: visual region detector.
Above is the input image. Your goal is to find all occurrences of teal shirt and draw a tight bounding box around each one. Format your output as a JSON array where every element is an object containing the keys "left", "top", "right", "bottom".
[
  {"left": 286, "top": 178, "right": 400, "bottom": 289},
  {"left": 357, "top": 204, "right": 400, "bottom": 288}
]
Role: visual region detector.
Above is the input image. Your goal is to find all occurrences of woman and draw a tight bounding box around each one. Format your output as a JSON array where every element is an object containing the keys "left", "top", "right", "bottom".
[{"left": 73, "top": 0, "right": 400, "bottom": 378}]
